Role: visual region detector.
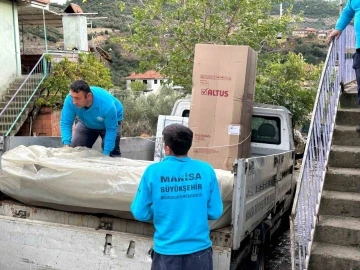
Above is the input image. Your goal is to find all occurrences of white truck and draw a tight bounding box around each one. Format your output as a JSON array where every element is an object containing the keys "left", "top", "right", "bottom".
[{"left": 0, "top": 99, "right": 297, "bottom": 270}]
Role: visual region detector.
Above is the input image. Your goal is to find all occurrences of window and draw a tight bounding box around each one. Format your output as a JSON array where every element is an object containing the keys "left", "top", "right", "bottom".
[
  {"left": 143, "top": 80, "right": 147, "bottom": 84},
  {"left": 131, "top": 80, "right": 135, "bottom": 82},
  {"left": 251, "top": 115, "right": 281, "bottom": 145},
  {"left": 182, "top": 110, "right": 190, "bottom": 117},
  {"left": 154, "top": 80, "right": 158, "bottom": 84}
]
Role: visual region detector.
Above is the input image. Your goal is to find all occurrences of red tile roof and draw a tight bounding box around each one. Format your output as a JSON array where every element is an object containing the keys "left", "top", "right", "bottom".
[
  {"left": 20, "top": 0, "right": 50, "bottom": 4},
  {"left": 35, "top": 0, "right": 49, "bottom": 3},
  {"left": 125, "top": 70, "right": 165, "bottom": 80},
  {"left": 305, "top": 27, "right": 317, "bottom": 32},
  {"left": 64, "top": 3, "right": 83, "bottom": 14}
]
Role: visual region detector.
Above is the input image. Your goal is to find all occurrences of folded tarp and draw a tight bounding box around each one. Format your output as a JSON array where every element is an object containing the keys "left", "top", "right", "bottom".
[{"left": 0, "top": 145, "right": 234, "bottom": 229}]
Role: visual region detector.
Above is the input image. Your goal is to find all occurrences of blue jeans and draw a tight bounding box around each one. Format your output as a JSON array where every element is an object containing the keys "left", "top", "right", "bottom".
[
  {"left": 352, "top": 50, "right": 360, "bottom": 105},
  {"left": 71, "top": 120, "right": 122, "bottom": 157},
  {"left": 150, "top": 247, "right": 213, "bottom": 270}
]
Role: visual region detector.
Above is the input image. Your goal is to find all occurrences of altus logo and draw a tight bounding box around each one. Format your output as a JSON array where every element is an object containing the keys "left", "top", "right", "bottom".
[{"left": 201, "top": 88, "right": 229, "bottom": 97}]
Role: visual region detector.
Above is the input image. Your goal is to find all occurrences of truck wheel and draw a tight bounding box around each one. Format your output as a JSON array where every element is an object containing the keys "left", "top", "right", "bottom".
[{"left": 257, "top": 244, "right": 266, "bottom": 270}]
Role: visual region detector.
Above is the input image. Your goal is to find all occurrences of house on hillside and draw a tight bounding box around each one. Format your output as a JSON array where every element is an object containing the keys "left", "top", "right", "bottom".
[
  {"left": 125, "top": 70, "right": 167, "bottom": 94},
  {"left": 292, "top": 27, "right": 318, "bottom": 38},
  {"left": 125, "top": 70, "right": 185, "bottom": 94}
]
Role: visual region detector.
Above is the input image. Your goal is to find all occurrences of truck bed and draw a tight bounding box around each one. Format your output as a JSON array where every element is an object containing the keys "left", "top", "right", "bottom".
[
  {"left": 0, "top": 198, "right": 231, "bottom": 270},
  {"left": 0, "top": 136, "right": 295, "bottom": 270}
]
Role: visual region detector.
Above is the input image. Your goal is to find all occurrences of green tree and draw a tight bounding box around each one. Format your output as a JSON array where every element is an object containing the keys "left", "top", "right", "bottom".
[
  {"left": 130, "top": 80, "right": 147, "bottom": 92},
  {"left": 119, "top": 86, "right": 182, "bottom": 136},
  {"left": 255, "top": 52, "right": 321, "bottom": 125},
  {"left": 38, "top": 53, "right": 113, "bottom": 107},
  {"left": 120, "top": 0, "right": 295, "bottom": 90}
]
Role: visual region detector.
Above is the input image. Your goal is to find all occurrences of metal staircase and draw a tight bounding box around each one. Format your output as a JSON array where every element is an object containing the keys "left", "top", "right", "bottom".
[
  {"left": 0, "top": 54, "right": 49, "bottom": 136},
  {"left": 290, "top": 26, "right": 357, "bottom": 270}
]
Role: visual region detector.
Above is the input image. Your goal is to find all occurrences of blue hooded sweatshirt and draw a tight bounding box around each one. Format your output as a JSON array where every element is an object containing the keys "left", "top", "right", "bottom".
[
  {"left": 335, "top": 0, "right": 360, "bottom": 49},
  {"left": 131, "top": 156, "right": 223, "bottom": 255},
  {"left": 60, "top": 86, "right": 123, "bottom": 155}
]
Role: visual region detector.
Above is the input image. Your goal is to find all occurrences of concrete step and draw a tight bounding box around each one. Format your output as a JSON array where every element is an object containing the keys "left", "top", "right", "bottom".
[
  {"left": 0, "top": 114, "right": 28, "bottom": 136},
  {"left": 319, "top": 190, "right": 360, "bottom": 218},
  {"left": 6, "top": 85, "right": 39, "bottom": 93},
  {"left": 336, "top": 108, "right": 360, "bottom": 126},
  {"left": 309, "top": 242, "right": 360, "bottom": 270},
  {"left": 329, "top": 145, "right": 360, "bottom": 168},
  {"left": 340, "top": 91, "right": 358, "bottom": 109},
  {"left": 314, "top": 215, "right": 360, "bottom": 246},
  {"left": 1, "top": 95, "right": 36, "bottom": 103},
  {"left": 325, "top": 167, "right": 360, "bottom": 193},
  {"left": 0, "top": 99, "right": 35, "bottom": 110},
  {"left": 333, "top": 125, "right": 360, "bottom": 146}
]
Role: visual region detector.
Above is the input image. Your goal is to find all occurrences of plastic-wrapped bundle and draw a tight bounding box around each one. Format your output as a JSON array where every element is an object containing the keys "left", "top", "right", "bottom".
[{"left": 0, "top": 145, "right": 234, "bottom": 229}]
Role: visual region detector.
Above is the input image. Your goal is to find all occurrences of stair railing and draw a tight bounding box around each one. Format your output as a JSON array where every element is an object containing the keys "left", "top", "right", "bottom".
[
  {"left": 0, "top": 54, "right": 48, "bottom": 136},
  {"left": 290, "top": 25, "right": 356, "bottom": 270}
]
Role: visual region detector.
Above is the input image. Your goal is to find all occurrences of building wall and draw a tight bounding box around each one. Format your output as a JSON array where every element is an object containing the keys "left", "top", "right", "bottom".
[
  {"left": 0, "top": 0, "right": 21, "bottom": 94},
  {"left": 126, "top": 78, "right": 167, "bottom": 94},
  {"left": 17, "top": 107, "right": 61, "bottom": 136},
  {"left": 63, "top": 15, "right": 88, "bottom": 51}
]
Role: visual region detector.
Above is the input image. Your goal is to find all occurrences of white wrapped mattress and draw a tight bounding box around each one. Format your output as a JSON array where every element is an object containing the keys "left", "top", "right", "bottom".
[{"left": 0, "top": 145, "right": 234, "bottom": 230}]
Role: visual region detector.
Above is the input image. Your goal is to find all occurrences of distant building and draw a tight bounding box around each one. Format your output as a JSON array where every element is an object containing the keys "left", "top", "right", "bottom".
[
  {"left": 125, "top": 70, "right": 166, "bottom": 94},
  {"left": 292, "top": 27, "right": 318, "bottom": 38}
]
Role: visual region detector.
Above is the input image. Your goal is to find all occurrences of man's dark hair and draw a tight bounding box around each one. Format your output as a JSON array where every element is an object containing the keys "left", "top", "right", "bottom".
[
  {"left": 70, "top": 80, "right": 91, "bottom": 94},
  {"left": 162, "top": 124, "right": 193, "bottom": 156}
]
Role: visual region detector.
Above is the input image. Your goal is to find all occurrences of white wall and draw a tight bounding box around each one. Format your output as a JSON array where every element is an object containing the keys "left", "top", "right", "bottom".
[
  {"left": 63, "top": 15, "right": 88, "bottom": 51},
  {"left": 126, "top": 78, "right": 167, "bottom": 94},
  {"left": 0, "top": 0, "right": 21, "bottom": 93}
]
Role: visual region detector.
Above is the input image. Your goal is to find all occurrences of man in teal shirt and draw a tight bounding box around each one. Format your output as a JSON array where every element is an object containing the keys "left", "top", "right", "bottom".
[
  {"left": 131, "top": 124, "right": 223, "bottom": 270},
  {"left": 60, "top": 80, "right": 124, "bottom": 156},
  {"left": 328, "top": 0, "right": 360, "bottom": 130}
]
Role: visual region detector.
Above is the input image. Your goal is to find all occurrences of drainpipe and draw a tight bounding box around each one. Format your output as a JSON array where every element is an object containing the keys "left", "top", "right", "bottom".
[
  {"left": 42, "top": 7, "right": 48, "bottom": 52},
  {"left": 22, "top": 23, "right": 24, "bottom": 54},
  {"left": 12, "top": 0, "right": 19, "bottom": 77}
]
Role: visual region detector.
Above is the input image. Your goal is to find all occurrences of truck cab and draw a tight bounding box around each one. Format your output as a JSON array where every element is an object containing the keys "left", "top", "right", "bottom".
[{"left": 171, "top": 98, "right": 295, "bottom": 156}]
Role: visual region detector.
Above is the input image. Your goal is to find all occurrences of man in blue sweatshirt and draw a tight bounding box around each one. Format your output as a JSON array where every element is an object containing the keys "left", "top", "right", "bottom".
[
  {"left": 328, "top": 0, "right": 360, "bottom": 130},
  {"left": 131, "top": 124, "right": 223, "bottom": 270},
  {"left": 60, "top": 80, "right": 124, "bottom": 156}
]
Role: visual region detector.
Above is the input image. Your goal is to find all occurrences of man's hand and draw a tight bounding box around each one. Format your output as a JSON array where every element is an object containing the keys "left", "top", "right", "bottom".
[
  {"left": 63, "top": 145, "right": 70, "bottom": 148},
  {"left": 328, "top": 30, "right": 342, "bottom": 43}
]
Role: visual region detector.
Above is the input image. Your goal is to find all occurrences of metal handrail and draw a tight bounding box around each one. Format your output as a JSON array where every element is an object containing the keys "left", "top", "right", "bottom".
[
  {"left": 0, "top": 54, "right": 48, "bottom": 136},
  {"left": 0, "top": 55, "right": 45, "bottom": 118},
  {"left": 290, "top": 24, "right": 356, "bottom": 270}
]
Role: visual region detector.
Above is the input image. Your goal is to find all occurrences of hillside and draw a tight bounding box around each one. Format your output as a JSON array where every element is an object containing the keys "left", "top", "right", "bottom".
[
  {"left": 55, "top": 0, "right": 341, "bottom": 31},
  {"left": 65, "top": 0, "right": 137, "bottom": 32},
  {"left": 271, "top": 0, "right": 340, "bottom": 29},
  {"left": 25, "top": 0, "right": 337, "bottom": 87}
]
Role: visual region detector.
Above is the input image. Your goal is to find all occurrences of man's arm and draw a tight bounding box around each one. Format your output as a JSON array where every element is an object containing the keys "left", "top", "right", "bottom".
[
  {"left": 131, "top": 170, "right": 153, "bottom": 221},
  {"left": 207, "top": 169, "right": 223, "bottom": 220},
  {"left": 60, "top": 95, "right": 76, "bottom": 146},
  {"left": 328, "top": 2, "right": 355, "bottom": 42},
  {"left": 103, "top": 106, "right": 118, "bottom": 156},
  {"left": 335, "top": 2, "right": 355, "bottom": 32}
]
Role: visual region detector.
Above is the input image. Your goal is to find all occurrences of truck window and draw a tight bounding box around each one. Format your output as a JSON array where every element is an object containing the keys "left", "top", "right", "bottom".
[
  {"left": 182, "top": 110, "right": 190, "bottom": 117},
  {"left": 251, "top": 115, "right": 281, "bottom": 145}
]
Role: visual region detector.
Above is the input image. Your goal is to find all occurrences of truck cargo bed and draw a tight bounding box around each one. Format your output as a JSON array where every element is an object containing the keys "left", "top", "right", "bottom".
[{"left": 0, "top": 199, "right": 231, "bottom": 270}]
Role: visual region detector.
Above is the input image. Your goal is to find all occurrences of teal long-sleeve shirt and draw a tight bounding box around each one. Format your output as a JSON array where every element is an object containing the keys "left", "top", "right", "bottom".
[
  {"left": 60, "top": 86, "right": 123, "bottom": 155},
  {"left": 335, "top": 0, "right": 360, "bottom": 48},
  {"left": 131, "top": 156, "right": 223, "bottom": 255}
]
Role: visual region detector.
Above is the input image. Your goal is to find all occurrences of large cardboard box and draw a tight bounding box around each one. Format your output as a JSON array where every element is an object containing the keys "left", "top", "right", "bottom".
[{"left": 188, "top": 44, "right": 258, "bottom": 171}]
